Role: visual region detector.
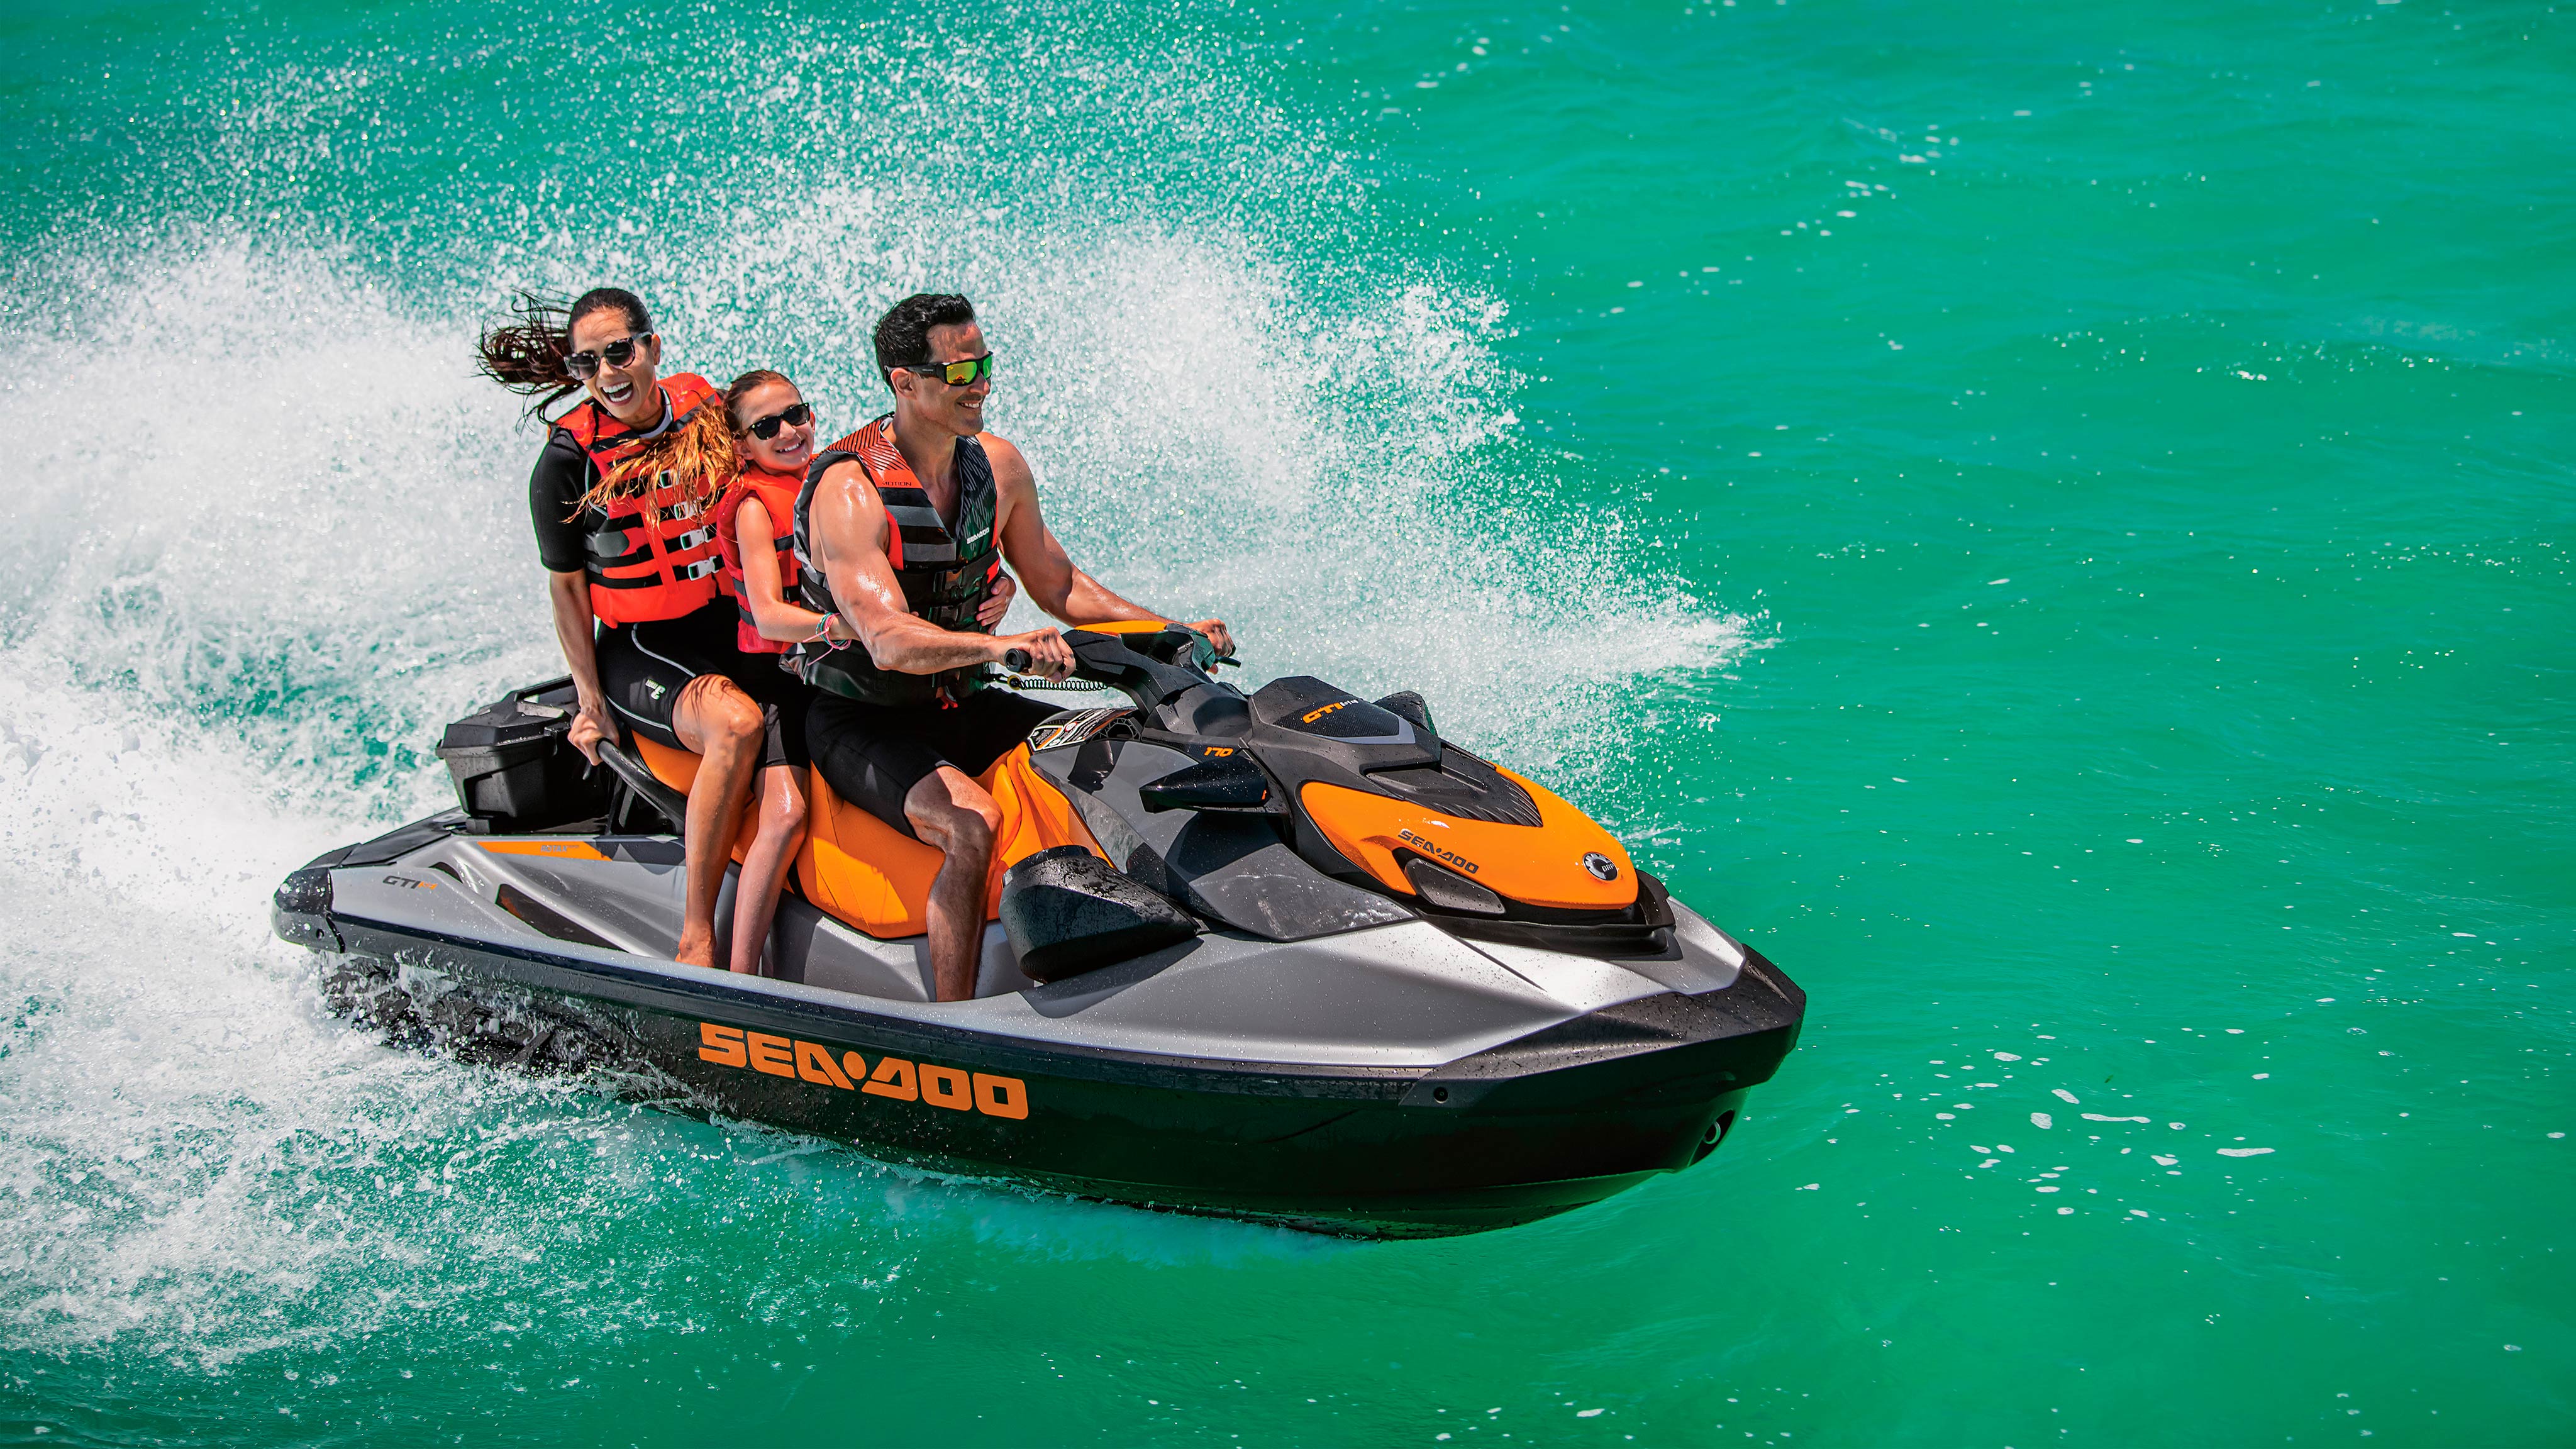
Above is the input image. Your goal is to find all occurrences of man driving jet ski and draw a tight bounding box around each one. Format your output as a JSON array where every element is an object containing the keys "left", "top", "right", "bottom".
[{"left": 791, "top": 293, "right": 1235, "bottom": 1002}]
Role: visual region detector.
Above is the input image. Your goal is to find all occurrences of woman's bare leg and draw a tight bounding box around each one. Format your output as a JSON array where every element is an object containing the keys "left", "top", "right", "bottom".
[
  {"left": 668, "top": 676, "right": 763, "bottom": 969},
  {"left": 728, "top": 764, "right": 809, "bottom": 975}
]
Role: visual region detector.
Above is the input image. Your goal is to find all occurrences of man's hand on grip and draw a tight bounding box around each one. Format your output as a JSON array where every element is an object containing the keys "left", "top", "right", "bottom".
[
  {"left": 1183, "top": 618, "right": 1235, "bottom": 658},
  {"left": 1001, "top": 628, "right": 1075, "bottom": 680}
]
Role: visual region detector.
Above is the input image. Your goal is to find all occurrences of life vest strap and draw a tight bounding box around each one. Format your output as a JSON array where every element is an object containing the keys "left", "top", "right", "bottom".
[{"left": 555, "top": 372, "right": 724, "bottom": 628}]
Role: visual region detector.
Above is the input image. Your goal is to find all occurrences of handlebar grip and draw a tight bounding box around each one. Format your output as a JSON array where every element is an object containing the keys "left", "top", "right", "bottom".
[{"left": 1003, "top": 648, "right": 1032, "bottom": 672}]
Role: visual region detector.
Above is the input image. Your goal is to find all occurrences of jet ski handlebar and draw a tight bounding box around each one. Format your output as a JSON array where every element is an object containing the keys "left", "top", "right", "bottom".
[
  {"left": 1004, "top": 627, "right": 1238, "bottom": 710},
  {"left": 1002, "top": 645, "right": 1238, "bottom": 675}
]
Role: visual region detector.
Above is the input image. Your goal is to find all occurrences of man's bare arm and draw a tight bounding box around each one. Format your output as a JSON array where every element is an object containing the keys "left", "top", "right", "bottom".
[{"left": 984, "top": 436, "right": 1234, "bottom": 655}]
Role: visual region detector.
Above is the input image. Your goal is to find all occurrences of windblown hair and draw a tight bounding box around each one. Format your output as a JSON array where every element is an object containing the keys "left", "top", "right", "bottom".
[
  {"left": 474, "top": 287, "right": 655, "bottom": 415},
  {"left": 587, "top": 369, "right": 801, "bottom": 520},
  {"left": 872, "top": 293, "right": 976, "bottom": 387}
]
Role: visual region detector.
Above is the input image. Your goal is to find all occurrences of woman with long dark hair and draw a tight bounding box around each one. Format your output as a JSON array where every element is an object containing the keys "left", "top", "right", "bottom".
[{"left": 475, "top": 287, "right": 772, "bottom": 971}]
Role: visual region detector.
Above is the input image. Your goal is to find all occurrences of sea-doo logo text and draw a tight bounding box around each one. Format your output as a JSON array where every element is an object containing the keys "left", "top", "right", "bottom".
[
  {"left": 1399, "top": 829, "right": 1480, "bottom": 875},
  {"left": 1584, "top": 852, "right": 1620, "bottom": 881},
  {"left": 1300, "top": 701, "right": 1355, "bottom": 725},
  {"left": 696, "top": 1023, "right": 1028, "bottom": 1119}
]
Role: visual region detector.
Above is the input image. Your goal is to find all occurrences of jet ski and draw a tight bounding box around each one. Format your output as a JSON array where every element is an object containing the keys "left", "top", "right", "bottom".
[{"left": 272, "top": 623, "right": 1804, "bottom": 1236}]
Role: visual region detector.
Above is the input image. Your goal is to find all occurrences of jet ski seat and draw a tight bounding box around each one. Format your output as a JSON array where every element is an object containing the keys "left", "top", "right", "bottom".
[
  {"left": 628, "top": 738, "right": 769, "bottom": 865},
  {"left": 628, "top": 736, "right": 1107, "bottom": 941}
]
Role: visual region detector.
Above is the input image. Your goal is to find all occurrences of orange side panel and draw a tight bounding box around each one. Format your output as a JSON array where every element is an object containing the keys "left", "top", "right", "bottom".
[
  {"left": 1077, "top": 619, "right": 1177, "bottom": 635},
  {"left": 794, "top": 745, "right": 1107, "bottom": 940},
  {"left": 630, "top": 737, "right": 762, "bottom": 863},
  {"left": 1297, "top": 768, "right": 1638, "bottom": 911},
  {"left": 975, "top": 745, "right": 1109, "bottom": 909},
  {"left": 796, "top": 770, "right": 948, "bottom": 938},
  {"left": 477, "top": 840, "right": 609, "bottom": 862}
]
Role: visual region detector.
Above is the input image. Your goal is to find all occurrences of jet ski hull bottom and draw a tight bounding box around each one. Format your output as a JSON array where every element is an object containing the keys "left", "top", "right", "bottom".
[{"left": 302, "top": 911, "right": 1793, "bottom": 1239}]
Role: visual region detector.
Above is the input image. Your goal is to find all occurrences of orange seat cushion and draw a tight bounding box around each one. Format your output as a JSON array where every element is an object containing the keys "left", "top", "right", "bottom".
[
  {"left": 631, "top": 737, "right": 763, "bottom": 863},
  {"left": 797, "top": 745, "right": 1106, "bottom": 939},
  {"left": 630, "top": 736, "right": 1106, "bottom": 940}
]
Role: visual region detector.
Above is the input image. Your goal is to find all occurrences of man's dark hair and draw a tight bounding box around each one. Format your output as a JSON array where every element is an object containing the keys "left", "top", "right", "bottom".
[{"left": 874, "top": 293, "right": 977, "bottom": 388}]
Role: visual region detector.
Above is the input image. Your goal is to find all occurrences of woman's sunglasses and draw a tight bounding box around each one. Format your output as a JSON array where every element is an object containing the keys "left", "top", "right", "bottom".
[
  {"left": 563, "top": 333, "right": 654, "bottom": 380},
  {"left": 904, "top": 353, "right": 995, "bottom": 387},
  {"left": 743, "top": 402, "right": 814, "bottom": 440}
]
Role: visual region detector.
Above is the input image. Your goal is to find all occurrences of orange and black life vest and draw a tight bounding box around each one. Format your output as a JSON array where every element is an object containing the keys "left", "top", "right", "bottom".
[
  {"left": 711, "top": 462, "right": 806, "bottom": 654},
  {"left": 551, "top": 372, "right": 723, "bottom": 627},
  {"left": 789, "top": 415, "right": 1002, "bottom": 707}
]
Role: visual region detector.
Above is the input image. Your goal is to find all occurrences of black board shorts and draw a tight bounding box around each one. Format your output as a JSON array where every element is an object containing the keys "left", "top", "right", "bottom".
[
  {"left": 596, "top": 603, "right": 809, "bottom": 772},
  {"left": 807, "top": 689, "right": 1061, "bottom": 839}
]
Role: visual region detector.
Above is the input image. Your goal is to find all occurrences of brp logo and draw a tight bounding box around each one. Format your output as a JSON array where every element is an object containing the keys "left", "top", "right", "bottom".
[{"left": 1583, "top": 852, "right": 1619, "bottom": 882}]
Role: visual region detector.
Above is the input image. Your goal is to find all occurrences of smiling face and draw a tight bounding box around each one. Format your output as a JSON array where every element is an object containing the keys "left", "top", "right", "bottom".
[
  {"left": 889, "top": 319, "right": 992, "bottom": 437},
  {"left": 567, "top": 306, "right": 665, "bottom": 428},
  {"left": 732, "top": 378, "right": 814, "bottom": 475}
]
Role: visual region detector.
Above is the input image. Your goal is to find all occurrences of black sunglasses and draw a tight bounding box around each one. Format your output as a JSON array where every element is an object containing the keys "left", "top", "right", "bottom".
[
  {"left": 562, "top": 332, "right": 654, "bottom": 380},
  {"left": 904, "top": 353, "right": 994, "bottom": 387},
  {"left": 743, "top": 401, "right": 814, "bottom": 440}
]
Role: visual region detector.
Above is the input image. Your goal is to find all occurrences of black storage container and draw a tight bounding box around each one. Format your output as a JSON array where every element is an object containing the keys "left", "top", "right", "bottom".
[{"left": 435, "top": 679, "right": 611, "bottom": 833}]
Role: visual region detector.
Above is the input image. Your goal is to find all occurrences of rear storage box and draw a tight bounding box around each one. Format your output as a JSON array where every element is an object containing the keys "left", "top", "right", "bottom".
[{"left": 436, "top": 680, "right": 609, "bottom": 833}]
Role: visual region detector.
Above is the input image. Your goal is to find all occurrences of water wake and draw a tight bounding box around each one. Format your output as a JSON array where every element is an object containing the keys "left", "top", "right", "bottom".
[{"left": 0, "top": 4, "right": 1752, "bottom": 1365}]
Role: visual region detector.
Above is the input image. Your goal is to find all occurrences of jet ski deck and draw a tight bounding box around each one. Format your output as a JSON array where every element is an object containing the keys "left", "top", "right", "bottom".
[{"left": 275, "top": 628, "right": 1804, "bottom": 1236}]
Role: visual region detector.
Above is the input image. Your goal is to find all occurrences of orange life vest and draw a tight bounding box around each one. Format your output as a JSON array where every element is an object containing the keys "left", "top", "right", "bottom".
[
  {"left": 711, "top": 462, "right": 806, "bottom": 654},
  {"left": 552, "top": 372, "right": 723, "bottom": 627},
  {"left": 789, "top": 417, "right": 1004, "bottom": 708}
]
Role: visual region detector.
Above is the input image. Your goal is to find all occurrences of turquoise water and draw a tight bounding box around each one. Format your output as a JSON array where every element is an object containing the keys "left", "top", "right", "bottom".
[{"left": 3, "top": 0, "right": 2570, "bottom": 1442}]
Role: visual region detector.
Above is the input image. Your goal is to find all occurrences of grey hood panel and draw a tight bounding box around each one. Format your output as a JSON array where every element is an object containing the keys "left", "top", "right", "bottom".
[
  {"left": 977, "top": 921, "right": 1580, "bottom": 1065},
  {"left": 1030, "top": 738, "right": 1412, "bottom": 941}
]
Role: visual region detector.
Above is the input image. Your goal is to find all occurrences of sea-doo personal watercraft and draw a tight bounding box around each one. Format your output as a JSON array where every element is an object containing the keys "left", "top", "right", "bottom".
[{"left": 274, "top": 624, "right": 1803, "bottom": 1236}]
